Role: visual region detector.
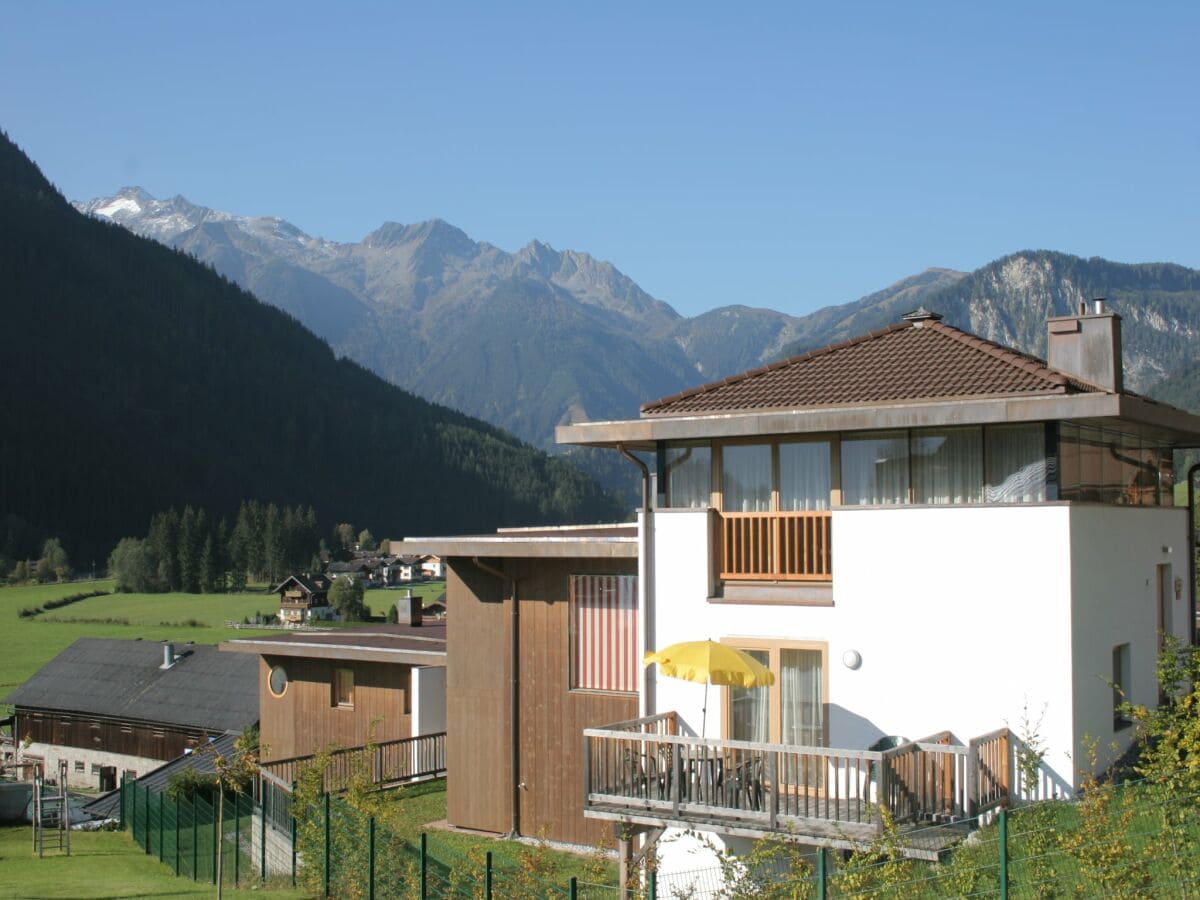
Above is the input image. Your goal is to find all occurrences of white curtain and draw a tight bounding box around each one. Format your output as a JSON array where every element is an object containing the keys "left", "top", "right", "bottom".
[
  {"left": 986, "top": 424, "right": 1046, "bottom": 503},
  {"left": 781, "top": 649, "right": 822, "bottom": 746},
  {"left": 913, "top": 428, "right": 984, "bottom": 504},
  {"left": 779, "top": 442, "right": 831, "bottom": 511},
  {"left": 723, "top": 444, "right": 773, "bottom": 512},
  {"left": 665, "top": 444, "right": 711, "bottom": 508},
  {"left": 729, "top": 649, "right": 770, "bottom": 741},
  {"left": 840, "top": 433, "right": 909, "bottom": 505}
]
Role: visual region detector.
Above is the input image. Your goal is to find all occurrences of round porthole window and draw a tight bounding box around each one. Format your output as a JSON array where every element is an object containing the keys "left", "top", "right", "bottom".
[{"left": 269, "top": 665, "right": 289, "bottom": 697}]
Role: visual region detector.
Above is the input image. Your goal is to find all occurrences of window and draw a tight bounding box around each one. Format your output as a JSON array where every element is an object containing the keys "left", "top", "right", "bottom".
[
  {"left": 1113, "top": 643, "right": 1131, "bottom": 730},
  {"left": 570, "top": 574, "right": 638, "bottom": 693},
  {"left": 1060, "top": 423, "right": 1172, "bottom": 506},
  {"left": 123, "top": 770, "right": 137, "bottom": 782},
  {"left": 778, "top": 442, "right": 831, "bottom": 511},
  {"left": 269, "top": 665, "right": 289, "bottom": 698},
  {"left": 986, "top": 424, "right": 1047, "bottom": 502},
  {"left": 723, "top": 444, "right": 773, "bottom": 512},
  {"left": 912, "top": 428, "right": 983, "bottom": 504},
  {"left": 74, "top": 760, "right": 84, "bottom": 774},
  {"left": 841, "top": 432, "right": 909, "bottom": 505},
  {"left": 664, "top": 442, "right": 712, "bottom": 508},
  {"left": 91, "top": 763, "right": 101, "bottom": 775},
  {"left": 333, "top": 668, "right": 355, "bottom": 708},
  {"left": 715, "top": 439, "right": 832, "bottom": 512},
  {"left": 725, "top": 640, "right": 825, "bottom": 748}
]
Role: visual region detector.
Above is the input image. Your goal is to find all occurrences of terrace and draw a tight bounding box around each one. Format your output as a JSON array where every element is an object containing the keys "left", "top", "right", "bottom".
[{"left": 583, "top": 713, "right": 1010, "bottom": 859}]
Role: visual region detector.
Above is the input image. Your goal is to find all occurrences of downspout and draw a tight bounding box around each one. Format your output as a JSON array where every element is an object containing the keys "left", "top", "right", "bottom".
[
  {"left": 1188, "top": 463, "right": 1200, "bottom": 646},
  {"left": 473, "top": 556, "right": 521, "bottom": 838},
  {"left": 617, "top": 445, "right": 654, "bottom": 718}
]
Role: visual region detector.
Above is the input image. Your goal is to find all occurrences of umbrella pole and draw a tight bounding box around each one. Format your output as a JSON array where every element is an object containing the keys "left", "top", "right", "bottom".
[{"left": 702, "top": 680, "right": 709, "bottom": 738}]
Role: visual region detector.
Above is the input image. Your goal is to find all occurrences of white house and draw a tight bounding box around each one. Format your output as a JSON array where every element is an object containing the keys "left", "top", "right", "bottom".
[{"left": 556, "top": 303, "right": 1200, "bottom": 882}]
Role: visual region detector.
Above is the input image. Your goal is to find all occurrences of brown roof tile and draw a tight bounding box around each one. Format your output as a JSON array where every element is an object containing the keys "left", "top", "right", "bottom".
[{"left": 642, "top": 320, "right": 1099, "bottom": 417}]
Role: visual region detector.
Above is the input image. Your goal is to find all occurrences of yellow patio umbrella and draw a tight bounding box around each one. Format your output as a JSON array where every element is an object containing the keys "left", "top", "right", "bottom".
[{"left": 643, "top": 640, "right": 775, "bottom": 737}]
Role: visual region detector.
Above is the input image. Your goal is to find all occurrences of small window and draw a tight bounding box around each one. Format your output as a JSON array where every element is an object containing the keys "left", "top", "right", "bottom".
[
  {"left": 91, "top": 763, "right": 101, "bottom": 775},
  {"left": 333, "top": 668, "right": 355, "bottom": 708},
  {"left": 123, "top": 770, "right": 137, "bottom": 782},
  {"left": 269, "top": 665, "right": 289, "bottom": 698},
  {"left": 74, "top": 760, "right": 84, "bottom": 774},
  {"left": 1113, "top": 643, "right": 1131, "bottom": 730}
]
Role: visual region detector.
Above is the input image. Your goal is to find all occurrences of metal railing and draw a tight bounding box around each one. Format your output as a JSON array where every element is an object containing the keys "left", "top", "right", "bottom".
[
  {"left": 718, "top": 511, "right": 832, "bottom": 581},
  {"left": 259, "top": 731, "right": 446, "bottom": 794}
]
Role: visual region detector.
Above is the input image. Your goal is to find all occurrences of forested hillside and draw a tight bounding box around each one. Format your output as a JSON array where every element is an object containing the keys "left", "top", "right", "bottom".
[{"left": 0, "top": 132, "right": 624, "bottom": 565}]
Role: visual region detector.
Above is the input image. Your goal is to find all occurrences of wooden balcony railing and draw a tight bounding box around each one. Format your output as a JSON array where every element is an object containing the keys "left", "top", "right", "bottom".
[
  {"left": 719, "top": 511, "right": 832, "bottom": 581},
  {"left": 583, "top": 715, "right": 1010, "bottom": 844},
  {"left": 259, "top": 731, "right": 446, "bottom": 794}
]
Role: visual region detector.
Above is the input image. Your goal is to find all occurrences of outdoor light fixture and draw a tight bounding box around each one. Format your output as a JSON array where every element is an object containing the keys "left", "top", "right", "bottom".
[{"left": 842, "top": 649, "right": 862, "bottom": 670}]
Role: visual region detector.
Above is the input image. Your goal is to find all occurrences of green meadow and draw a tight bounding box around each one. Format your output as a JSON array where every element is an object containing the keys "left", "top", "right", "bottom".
[{"left": 0, "top": 580, "right": 282, "bottom": 715}]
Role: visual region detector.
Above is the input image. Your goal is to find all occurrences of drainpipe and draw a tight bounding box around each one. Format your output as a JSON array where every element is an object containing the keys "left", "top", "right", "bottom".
[
  {"left": 1188, "top": 463, "right": 1200, "bottom": 646},
  {"left": 473, "top": 557, "right": 521, "bottom": 837},
  {"left": 617, "top": 445, "right": 654, "bottom": 719}
]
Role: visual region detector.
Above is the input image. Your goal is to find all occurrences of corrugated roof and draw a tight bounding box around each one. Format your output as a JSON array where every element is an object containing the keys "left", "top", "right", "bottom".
[
  {"left": 4, "top": 639, "right": 258, "bottom": 733},
  {"left": 642, "top": 320, "right": 1100, "bottom": 417}
]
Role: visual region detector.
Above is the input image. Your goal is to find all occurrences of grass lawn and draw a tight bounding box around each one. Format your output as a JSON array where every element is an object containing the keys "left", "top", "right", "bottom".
[
  {"left": 372, "top": 780, "right": 616, "bottom": 890},
  {"left": 0, "top": 825, "right": 308, "bottom": 899},
  {"left": 0, "top": 580, "right": 283, "bottom": 714},
  {"left": 365, "top": 581, "right": 446, "bottom": 618}
]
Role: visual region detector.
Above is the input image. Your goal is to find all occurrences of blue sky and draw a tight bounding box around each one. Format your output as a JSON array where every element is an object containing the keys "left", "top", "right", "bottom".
[{"left": 2, "top": 1, "right": 1196, "bottom": 317}]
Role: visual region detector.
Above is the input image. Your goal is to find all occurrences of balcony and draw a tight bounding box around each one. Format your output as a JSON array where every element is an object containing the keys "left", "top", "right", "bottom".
[
  {"left": 583, "top": 713, "right": 1010, "bottom": 858},
  {"left": 718, "top": 511, "right": 832, "bottom": 582}
]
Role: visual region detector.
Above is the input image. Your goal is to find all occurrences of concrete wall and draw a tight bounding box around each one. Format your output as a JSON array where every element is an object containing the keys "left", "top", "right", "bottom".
[
  {"left": 411, "top": 665, "right": 447, "bottom": 736},
  {"left": 18, "top": 742, "right": 162, "bottom": 787}
]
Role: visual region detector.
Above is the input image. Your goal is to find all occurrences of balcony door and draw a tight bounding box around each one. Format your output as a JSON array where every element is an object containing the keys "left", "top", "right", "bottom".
[{"left": 725, "top": 640, "right": 826, "bottom": 748}]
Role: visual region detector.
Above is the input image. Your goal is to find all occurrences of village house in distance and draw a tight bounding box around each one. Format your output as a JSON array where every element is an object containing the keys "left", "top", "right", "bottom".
[{"left": 397, "top": 302, "right": 1200, "bottom": 887}]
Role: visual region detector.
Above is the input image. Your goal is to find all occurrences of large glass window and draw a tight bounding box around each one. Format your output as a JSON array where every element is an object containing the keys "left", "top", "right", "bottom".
[
  {"left": 912, "top": 428, "right": 984, "bottom": 504},
  {"left": 987, "top": 424, "right": 1047, "bottom": 502},
  {"left": 664, "top": 443, "right": 712, "bottom": 508},
  {"left": 728, "top": 649, "right": 770, "bottom": 742},
  {"left": 1059, "top": 423, "right": 1172, "bottom": 505},
  {"left": 779, "top": 442, "right": 832, "bottom": 511},
  {"left": 841, "top": 432, "right": 909, "bottom": 505},
  {"left": 723, "top": 444, "right": 773, "bottom": 512}
]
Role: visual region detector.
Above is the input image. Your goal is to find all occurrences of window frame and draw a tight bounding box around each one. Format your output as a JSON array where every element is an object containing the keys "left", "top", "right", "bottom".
[{"left": 333, "top": 667, "right": 355, "bottom": 709}]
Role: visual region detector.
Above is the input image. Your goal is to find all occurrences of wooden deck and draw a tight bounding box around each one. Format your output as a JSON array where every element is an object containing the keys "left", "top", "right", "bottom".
[{"left": 583, "top": 713, "right": 1009, "bottom": 859}]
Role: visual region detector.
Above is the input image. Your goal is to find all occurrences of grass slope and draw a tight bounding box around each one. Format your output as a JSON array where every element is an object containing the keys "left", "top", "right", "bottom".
[{"left": 0, "top": 826, "right": 306, "bottom": 899}]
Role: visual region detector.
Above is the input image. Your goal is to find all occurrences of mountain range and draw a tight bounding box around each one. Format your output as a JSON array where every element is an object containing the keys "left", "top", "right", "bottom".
[
  {"left": 1, "top": 132, "right": 623, "bottom": 565},
  {"left": 78, "top": 189, "right": 1200, "bottom": 457}
]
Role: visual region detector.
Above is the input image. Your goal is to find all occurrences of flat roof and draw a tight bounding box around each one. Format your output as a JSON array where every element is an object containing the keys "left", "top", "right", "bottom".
[
  {"left": 391, "top": 523, "right": 638, "bottom": 560},
  {"left": 221, "top": 623, "right": 446, "bottom": 666}
]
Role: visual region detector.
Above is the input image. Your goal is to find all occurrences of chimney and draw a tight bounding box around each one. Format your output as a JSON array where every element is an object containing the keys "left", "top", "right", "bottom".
[
  {"left": 396, "top": 590, "right": 422, "bottom": 627},
  {"left": 161, "top": 642, "right": 176, "bottom": 669},
  {"left": 1046, "top": 299, "right": 1122, "bottom": 392}
]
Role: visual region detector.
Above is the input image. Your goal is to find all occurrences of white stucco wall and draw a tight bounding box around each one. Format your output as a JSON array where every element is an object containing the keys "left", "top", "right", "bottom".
[
  {"left": 646, "top": 503, "right": 1188, "bottom": 879},
  {"left": 18, "top": 742, "right": 162, "bottom": 787},
  {"left": 411, "top": 665, "right": 447, "bottom": 736}
]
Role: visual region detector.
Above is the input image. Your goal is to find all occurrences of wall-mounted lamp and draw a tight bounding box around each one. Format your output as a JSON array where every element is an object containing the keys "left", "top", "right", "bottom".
[{"left": 842, "top": 649, "right": 862, "bottom": 670}]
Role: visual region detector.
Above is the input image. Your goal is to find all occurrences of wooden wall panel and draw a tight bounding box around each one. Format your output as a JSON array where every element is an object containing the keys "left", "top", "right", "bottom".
[
  {"left": 443, "top": 557, "right": 637, "bottom": 845},
  {"left": 258, "top": 656, "right": 412, "bottom": 762},
  {"left": 445, "top": 563, "right": 511, "bottom": 834},
  {"left": 15, "top": 709, "right": 215, "bottom": 761}
]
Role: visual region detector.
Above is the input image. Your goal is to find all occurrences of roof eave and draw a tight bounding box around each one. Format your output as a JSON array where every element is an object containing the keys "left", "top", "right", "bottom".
[
  {"left": 558, "top": 391, "right": 1200, "bottom": 447},
  {"left": 390, "top": 536, "right": 639, "bottom": 560}
]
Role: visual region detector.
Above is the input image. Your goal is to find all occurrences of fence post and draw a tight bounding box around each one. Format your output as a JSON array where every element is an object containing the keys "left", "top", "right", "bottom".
[
  {"left": 234, "top": 793, "right": 241, "bottom": 885},
  {"left": 999, "top": 808, "right": 1009, "bottom": 899},
  {"left": 817, "top": 846, "right": 827, "bottom": 899},
  {"left": 144, "top": 784, "right": 151, "bottom": 854},
  {"left": 174, "top": 795, "right": 180, "bottom": 874},
  {"left": 420, "top": 832, "right": 428, "bottom": 900},
  {"left": 212, "top": 796, "right": 218, "bottom": 886},
  {"left": 119, "top": 776, "right": 125, "bottom": 831},
  {"left": 368, "top": 817, "right": 376, "bottom": 900},
  {"left": 324, "top": 793, "right": 331, "bottom": 898},
  {"left": 649, "top": 870, "right": 657, "bottom": 900},
  {"left": 291, "top": 815, "right": 297, "bottom": 887},
  {"left": 485, "top": 850, "right": 493, "bottom": 900},
  {"left": 191, "top": 795, "right": 197, "bottom": 882},
  {"left": 261, "top": 795, "right": 267, "bottom": 882},
  {"left": 158, "top": 791, "right": 164, "bottom": 862},
  {"left": 569, "top": 876, "right": 578, "bottom": 900}
]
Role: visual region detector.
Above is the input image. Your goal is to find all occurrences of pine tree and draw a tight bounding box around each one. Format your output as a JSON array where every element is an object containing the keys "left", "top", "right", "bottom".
[{"left": 148, "top": 508, "right": 181, "bottom": 591}]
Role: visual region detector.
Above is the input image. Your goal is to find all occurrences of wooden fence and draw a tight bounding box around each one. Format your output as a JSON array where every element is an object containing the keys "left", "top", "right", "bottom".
[
  {"left": 260, "top": 732, "right": 446, "bottom": 795},
  {"left": 718, "top": 511, "right": 832, "bottom": 581}
]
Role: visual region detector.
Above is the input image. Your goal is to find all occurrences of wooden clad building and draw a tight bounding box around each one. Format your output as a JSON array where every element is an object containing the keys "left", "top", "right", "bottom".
[
  {"left": 221, "top": 624, "right": 447, "bottom": 763},
  {"left": 394, "top": 525, "right": 639, "bottom": 846},
  {"left": 4, "top": 638, "right": 258, "bottom": 787}
]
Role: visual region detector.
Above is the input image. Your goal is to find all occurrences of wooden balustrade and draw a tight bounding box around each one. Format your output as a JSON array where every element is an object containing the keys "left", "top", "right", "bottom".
[
  {"left": 259, "top": 731, "right": 446, "bottom": 795},
  {"left": 719, "top": 511, "right": 832, "bottom": 581},
  {"left": 584, "top": 716, "right": 1011, "bottom": 841}
]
